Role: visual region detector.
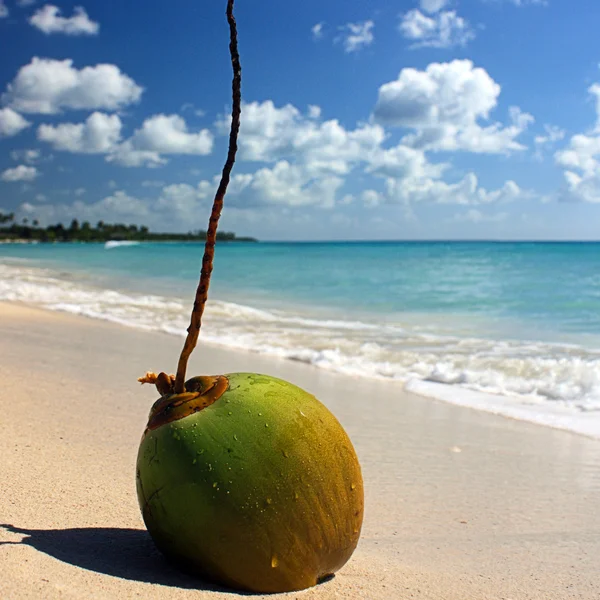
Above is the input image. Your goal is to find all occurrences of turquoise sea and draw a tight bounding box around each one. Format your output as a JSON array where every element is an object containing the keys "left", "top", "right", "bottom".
[{"left": 3, "top": 240, "right": 600, "bottom": 438}]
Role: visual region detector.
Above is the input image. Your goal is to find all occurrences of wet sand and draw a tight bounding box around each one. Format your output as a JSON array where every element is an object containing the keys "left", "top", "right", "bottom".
[{"left": 1, "top": 301, "right": 599, "bottom": 599}]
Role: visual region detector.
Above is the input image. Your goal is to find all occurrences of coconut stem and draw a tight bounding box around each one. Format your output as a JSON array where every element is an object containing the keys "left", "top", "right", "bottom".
[{"left": 173, "top": 0, "right": 242, "bottom": 395}]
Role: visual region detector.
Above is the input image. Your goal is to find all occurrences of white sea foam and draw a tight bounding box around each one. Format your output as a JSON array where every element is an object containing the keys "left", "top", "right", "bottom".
[
  {"left": 2, "top": 261, "right": 600, "bottom": 439},
  {"left": 104, "top": 240, "right": 141, "bottom": 249}
]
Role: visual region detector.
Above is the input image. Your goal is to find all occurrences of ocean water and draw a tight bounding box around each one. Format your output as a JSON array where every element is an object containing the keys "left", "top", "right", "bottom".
[{"left": 3, "top": 240, "right": 600, "bottom": 438}]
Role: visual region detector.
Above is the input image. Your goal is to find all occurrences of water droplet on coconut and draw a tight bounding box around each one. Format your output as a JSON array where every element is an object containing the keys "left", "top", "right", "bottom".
[
  {"left": 266, "top": 498, "right": 272, "bottom": 505},
  {"left": 265, "top": 423, "right": 269, "bottom": 428},
  {"left": 271, "top": 556, "right": 279, "bottom": 568},
  {"left": 233, "top": 434, "right": 238, "bottom": 441},
  {"left": 351, "top": 483, "right": 356, "bottom": 491},
  {"left": 213, "top": 482, "right": 218, "bottom": 488}
]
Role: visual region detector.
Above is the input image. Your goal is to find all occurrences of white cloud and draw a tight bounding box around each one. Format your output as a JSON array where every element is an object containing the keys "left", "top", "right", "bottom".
[
  {"left": 24, "top": 191, "right": 152, "bottom": 225},
  {"left": 246, "top": 161, "right": 343, "bottom": 208},
  {"left": 215, "top": 97, "right": 528, "bottom": 209},
  {"left": 340, "top": 20, "right": 374, "bottom": 53},
  {"left": 36, "top": 112, "right": 212, "bottom": 167},
  {"left": 38, "top": 112, "right": 122, "bottom": 153},
  {"left": 453, "top": 209, "right": 508, "bottom": 223},
  {"left": 107, "top": 114, "right": 213, "bottom": 167},
  {"left": 555, "top": 84, "right": 600, "bottom": 203},
  {"left": 181, "top": 103, "right": 206, "bottom": 117},
  {"left": 400, "top": 10, "right": 475, "bottom": 49},
  {"left": 0, "top": 1, "right": 8, "bottom": 18},
  {"left": 2, "top": 57, "right": 143, "bottom": 114},
  {"left": 87, "top": 190, "right": 149, "bottom": 218},
  {"left": 106, "top": 145, "right": 166, "bottom": 168},
  {"left": 556, "top": 134, "right": 600, "bottom": 175},
  {"left": 17, "top": 184, "right": 256, "bottom": 232},
  {"left": 506, "top": 0, "right": 547, "bottom": 5},
  {"left": 373, "top": 60, "right": 532, "bottom": 153},
  {"left": 361, "top": 189, "right": 383, "bottom": 207},
  {"left": 193, "top": 163, "right": 343, "bottom": 209},
  {"left": 555, "top": 136, "right": 600, "bottom": 203},
  {"left": 384, "top": 172, "right": 529, "bottom": 206},
  {"left": 217, "top": 101, "right": 300, "bottom": 160},
  {"left": 560, "top": 171, "right": 600, "bottom": 204},
  {"left": 35, "top": 193, "right": 47, "bottom": 202},
  {"left": 367, "top": 142, "right": 447, "bottom": 180},
  {"left": 535, "top": 124, "right": 566, "bottom": 147},
  {"left": 374, "top": 60, "right": 498, "bottom": 127},
  {"left": 29, "top": 5, "right": 99, "bottom": 35},
  {"left": 295, "top": 119, "right": 385, "bottom": 175},
  {"left": 312, "top": 22, "right": 324, "bottom": 40},
  {"left": 1, "top": 165, "right": 39, "bottom": 182},
  {"left": 126, "top": 114, "right": 213, "bottom": 155},
  {"left": 420, "top": 0, "right": 449, "bottom": 12},
  {"left": 74, "top": 187, "right": 86, "bottom": 197},
  {"left": 534, "top": 124, "right": 565, "bottom": 159},
  {"left": 0, "top": 108, "right": 31, "bottom": 137},
  {"left": 590, "top": 84, "right": 600, "bottom": 132},
  {"left": 217, "top": 100, "right": 385, "bottom": 175},
  {"left": 154, "top": 181, "right": 214, "bottom": 214},
  {"left": 155, "top": 162, "right": 343, "bottom": 211},
  {"left": 11, "top": 149, "right": 41, "bottom": 164},
  {"left": 308, "top": 105, "right": 321, "bottom": 119}
]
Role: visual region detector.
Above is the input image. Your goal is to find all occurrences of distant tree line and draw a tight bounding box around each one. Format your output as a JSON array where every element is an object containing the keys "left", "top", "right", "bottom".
[{"left": 0, "top": 212, "right": 257, "bottom": 243}]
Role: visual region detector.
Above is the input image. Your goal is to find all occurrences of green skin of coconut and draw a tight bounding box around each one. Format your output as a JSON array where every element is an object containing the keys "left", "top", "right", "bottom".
[{"left": 136, "top": 372, "right": 364, "bottom": 594}]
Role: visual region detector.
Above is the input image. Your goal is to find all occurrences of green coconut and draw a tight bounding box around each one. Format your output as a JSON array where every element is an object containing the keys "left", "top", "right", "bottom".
[{"left": 136, "top": 372, "right": 364, "bottom": 593}]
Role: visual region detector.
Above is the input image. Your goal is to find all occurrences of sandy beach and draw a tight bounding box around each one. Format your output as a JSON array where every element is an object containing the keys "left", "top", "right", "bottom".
[{"left": 1, "top": 301, "right": 599, "bottom": 600}]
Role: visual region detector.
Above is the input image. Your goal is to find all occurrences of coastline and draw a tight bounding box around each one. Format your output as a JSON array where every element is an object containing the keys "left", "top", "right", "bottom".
[
  {"left": 5, "top": 238, "right": 600, "bottom": 433},
  {"left": 1, "top": 301, "right": 599, "bottom": 599}
]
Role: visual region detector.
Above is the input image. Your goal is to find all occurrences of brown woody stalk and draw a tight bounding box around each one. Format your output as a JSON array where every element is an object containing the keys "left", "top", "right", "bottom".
[{"left": 173, "top": 0, "right": 242, "bottom": 394}]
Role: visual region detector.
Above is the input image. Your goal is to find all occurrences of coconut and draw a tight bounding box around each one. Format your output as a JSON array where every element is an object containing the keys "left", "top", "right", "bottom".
[
  {"left": 136, "top": 3, "right": 363, "bottom": 591},
  {"left": 136, "top": 372, "right": 363, "bottom": 593}
]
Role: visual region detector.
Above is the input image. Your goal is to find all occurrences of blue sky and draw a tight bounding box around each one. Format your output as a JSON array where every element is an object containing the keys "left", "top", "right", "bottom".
[{"left": 1, "top": 0, "right": 600, "bottom": 240}]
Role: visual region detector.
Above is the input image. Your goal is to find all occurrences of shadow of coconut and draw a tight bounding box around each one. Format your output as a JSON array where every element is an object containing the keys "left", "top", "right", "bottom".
[
  {"left": 0, "top": 524, "right": 235, "bottom": 593},
  {"left": 0, "top": 524, "right": 336, "bottom": 594}
]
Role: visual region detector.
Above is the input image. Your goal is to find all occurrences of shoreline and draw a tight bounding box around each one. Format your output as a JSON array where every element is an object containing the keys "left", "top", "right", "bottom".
[
  {"left": 1, "top": 301, "right": 599, "bottom": 599},
  {"left": 3, "top": 283, "right": 600, "bottom": 442}
]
